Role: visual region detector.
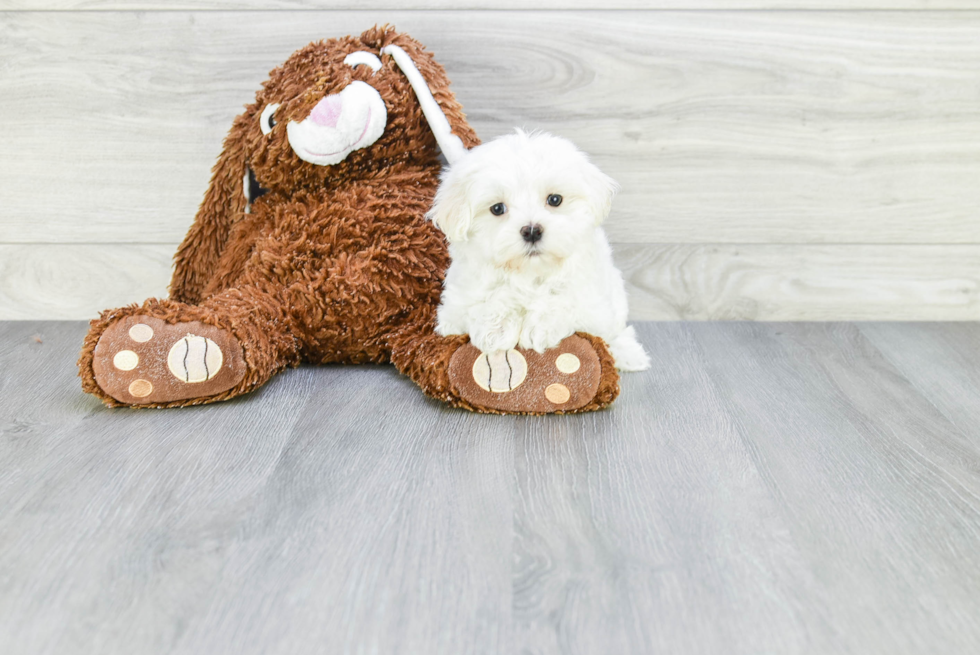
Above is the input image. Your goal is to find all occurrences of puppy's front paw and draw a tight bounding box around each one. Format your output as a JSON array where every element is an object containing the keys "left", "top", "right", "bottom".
[
  {"left": 519, "top": 319, "right": 574, "bottom": 354},
  {"left": 470, "top": 317, "right": 521, "bottom": 354}
]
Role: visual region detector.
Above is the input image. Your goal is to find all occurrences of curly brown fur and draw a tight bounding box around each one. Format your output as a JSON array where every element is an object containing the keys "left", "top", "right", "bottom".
[
  {"left": 78, "top": 26, "right": 619, "bottom": 413},
  {"left": 170, "top": 27, "right": 477, "bottom": 305},
  {"left": 570, "top": 332, "right": 620, "bottom": 414}
]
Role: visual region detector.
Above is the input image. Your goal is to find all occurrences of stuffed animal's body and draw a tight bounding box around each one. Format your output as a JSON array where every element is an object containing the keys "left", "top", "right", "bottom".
[{"left": 78, "top": 27, "right": 620, "bottom": 414}]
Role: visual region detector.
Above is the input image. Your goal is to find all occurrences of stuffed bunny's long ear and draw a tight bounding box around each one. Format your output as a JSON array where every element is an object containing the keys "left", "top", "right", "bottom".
[
  {"left": 382, "top": 44, "right": 470, "bottom": 164},
  {"left": 169, "top": 117, "right": 249, "bottom": 304}
]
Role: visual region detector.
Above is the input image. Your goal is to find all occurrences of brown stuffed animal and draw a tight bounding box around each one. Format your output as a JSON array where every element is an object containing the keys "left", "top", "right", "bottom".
[{"left": 78, "top": 26, "right": 620, "bottom": 414}]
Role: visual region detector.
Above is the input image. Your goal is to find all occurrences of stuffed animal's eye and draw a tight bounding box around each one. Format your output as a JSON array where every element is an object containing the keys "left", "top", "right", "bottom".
[
  {"left": 260, "top": 103, "right": 280, "bottom": 135},
  {"left": 344, "top": 51, "right": 383, "bottom": 73},
  {"left": 490, "top": 202, "right": 507, "bottom": 216},
  {"left": 547, "top": 194, "right": 563, "bottom": 207}
]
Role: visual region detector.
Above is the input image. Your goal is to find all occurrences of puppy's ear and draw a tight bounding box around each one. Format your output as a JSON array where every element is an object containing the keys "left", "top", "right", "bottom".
[
  {"left": 582, "top": 162, "right": 620, "bottom": 225},
  {"left": 427, "top": 171, "right": 473, "bottom": 243}
]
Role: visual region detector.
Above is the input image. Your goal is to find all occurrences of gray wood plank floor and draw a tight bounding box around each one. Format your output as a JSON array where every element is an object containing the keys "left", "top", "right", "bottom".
[{"left": 2, "top": 321, "right": 980, "bottom": 654}]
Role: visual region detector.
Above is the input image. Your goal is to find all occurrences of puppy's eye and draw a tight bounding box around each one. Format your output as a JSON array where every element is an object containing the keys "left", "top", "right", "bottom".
[
  {"left": 260, "top": 103, "right": 280, "bottom": 136},
  {"left": 344, "top": 51, "right": 383, "bottom": 73},
  {"left": 490, "top": 202, "right": 507, "bottom": 216},
  {"left": 547, "top": 194, "right": 563, "bottom": 207}
]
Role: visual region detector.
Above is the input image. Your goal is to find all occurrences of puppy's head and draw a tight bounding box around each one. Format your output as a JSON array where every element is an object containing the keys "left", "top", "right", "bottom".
[{"left": 428, "top": 130, "right": 618, "bottom": 272}]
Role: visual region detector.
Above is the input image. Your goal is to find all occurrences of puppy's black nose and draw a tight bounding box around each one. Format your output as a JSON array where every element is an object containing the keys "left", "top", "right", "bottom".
[{"left": 520, "top": 224, "right": 543, "bottom": 244}]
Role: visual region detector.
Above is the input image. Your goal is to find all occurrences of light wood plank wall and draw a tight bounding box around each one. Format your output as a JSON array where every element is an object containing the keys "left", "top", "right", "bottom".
[{"left": 1, "top": 3, "right": 979, "bottom": 320}]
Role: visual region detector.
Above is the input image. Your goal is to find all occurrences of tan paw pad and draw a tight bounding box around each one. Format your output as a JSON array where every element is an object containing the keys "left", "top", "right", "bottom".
[
  {"left": 113, "top": 350, "right": 139, "bottom": 371},
  {"left": 471, "top": 349, "right": 528, "bottom": 393},
  {"left": 167, "top": 335, "right": 223, "bottom": 383},
  {"left": 128, "top": 379, "right": 153, "bottom": 398},
  {"left": 545, "top": 383, "right": 571, "bottom": 405},
  {"left": 128, "top": 323, "right": 154, "bottom": 342},
  {"left": 555, "top": 353, "right": 581, "bottom": 374}
]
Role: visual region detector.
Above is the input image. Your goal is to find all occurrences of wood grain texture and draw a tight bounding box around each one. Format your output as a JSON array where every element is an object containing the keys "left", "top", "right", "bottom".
[
  {"left": 2, "top": 11, "right": 979, "bottom": 245},
  {"left": 859, "top": 322, "right": 980, "bottom": 443},
  {"left": 0, "top": 321, "right": 513, "bottom": 655},
  {"left": 513, "top": 353, "right": 817, "bottom": 654},
  {"left": 0, "top": 244, "right": 173, "bottom": 320},
  {"left": 684, "top": 322, "right": 980, "bottom": 654},
  {"left": 3, "top": 243, "right": 978, "bottom": 320},
  {"left": 4, "top": 321, "right": 980, "bottom": 654},
  {"left": 6, "top": 1, "right": 980, "bottom": 9},
  {"left": 617, "top": 243, "right": 980, "bottom": 321}
]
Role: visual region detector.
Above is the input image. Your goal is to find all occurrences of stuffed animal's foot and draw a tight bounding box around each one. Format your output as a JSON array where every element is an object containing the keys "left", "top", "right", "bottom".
[
  {"left": 90, "top": 316, "right": 246, "bottom": 406},
  {"left": 448, "top": 334, "right": 618, "bottom": 414}
]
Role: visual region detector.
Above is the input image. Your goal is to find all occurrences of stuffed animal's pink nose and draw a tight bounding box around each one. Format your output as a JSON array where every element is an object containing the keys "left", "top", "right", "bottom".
[{"left": 309, "top": 94, "right": 343, "bottom": 128}]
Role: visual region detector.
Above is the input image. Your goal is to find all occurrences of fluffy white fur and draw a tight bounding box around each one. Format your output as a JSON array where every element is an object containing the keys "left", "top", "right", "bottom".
[{"left": 428, "top": 130, "right": 650, "bottom": 372}]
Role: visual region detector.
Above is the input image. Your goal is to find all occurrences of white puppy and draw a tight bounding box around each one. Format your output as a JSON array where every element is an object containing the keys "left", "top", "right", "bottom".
[{"left": 428, "top": 130, "right": 650, "bottom": 372}]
